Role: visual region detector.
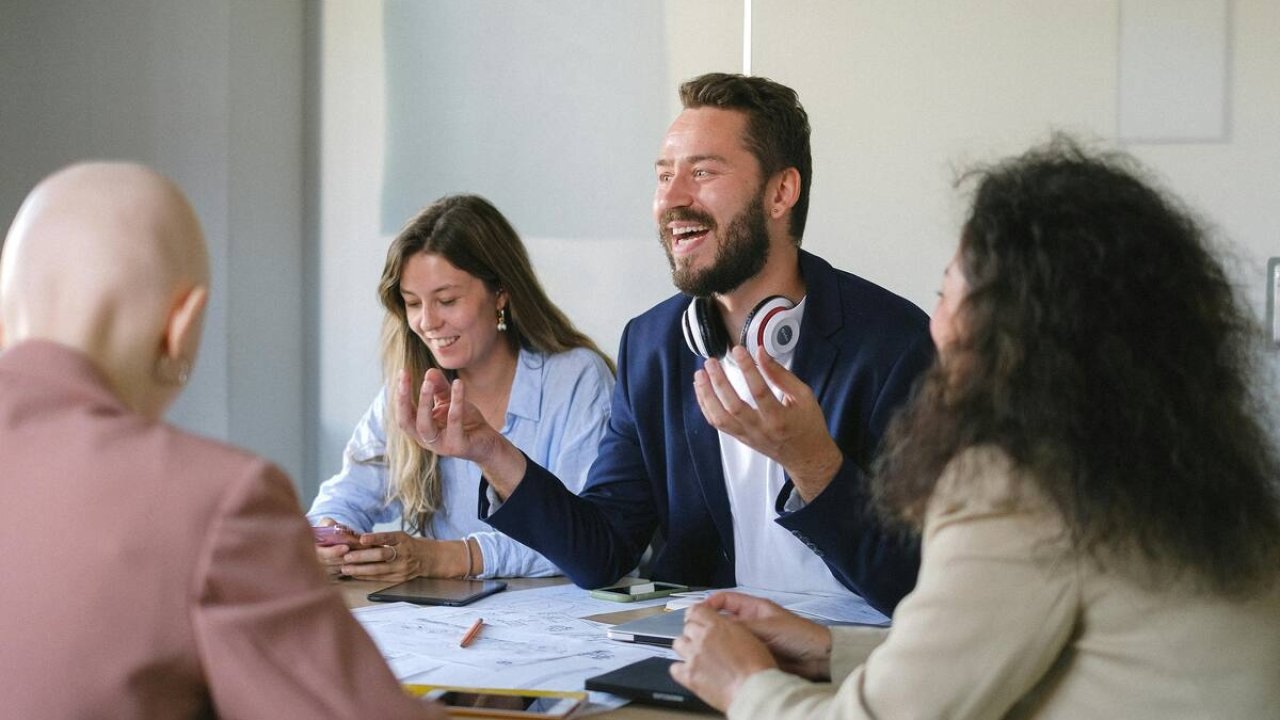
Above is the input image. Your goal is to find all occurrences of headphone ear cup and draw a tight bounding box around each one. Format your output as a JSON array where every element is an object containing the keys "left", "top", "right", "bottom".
[
  {"left": 682, "top": 300, "right": 709, "bottom": 358},
  {"left": 741, "top": 295, "right": 799, "bottom": 359},
  {"left": 702, "top": 300, "right": 730, "bottom": 358},
  {"left": 682, "top": 297, "right": 729, "bottom": 359}
]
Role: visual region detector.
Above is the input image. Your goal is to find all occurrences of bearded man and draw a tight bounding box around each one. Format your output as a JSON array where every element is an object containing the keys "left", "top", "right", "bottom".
[{"left": 400, "top": 73, "right": 933, "bottom": 615}]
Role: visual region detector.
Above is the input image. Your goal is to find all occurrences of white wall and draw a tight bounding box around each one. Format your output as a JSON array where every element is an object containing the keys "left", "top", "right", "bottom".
[
  {"left": 758, "top": 1, "right": 1117, "bottom": 307},
  {"left": 757, "top": 0, "right": 1280, "bottom": 325},
  {"left": 0, "top": 0, "right": 308, "bottom": 486},
  {"left": 313, "top": 1, "right": 389, "bottom": 496}
]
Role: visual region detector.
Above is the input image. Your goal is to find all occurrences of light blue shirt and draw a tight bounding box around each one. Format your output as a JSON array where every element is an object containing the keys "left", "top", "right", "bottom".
[{"left": 307, "top": 346, "right": 614, "bottom": 577}]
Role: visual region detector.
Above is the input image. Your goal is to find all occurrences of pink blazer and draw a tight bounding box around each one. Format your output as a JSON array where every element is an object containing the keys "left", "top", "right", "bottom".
[{"left": 0, "top": 341, "right": 438, "bottom": 719}]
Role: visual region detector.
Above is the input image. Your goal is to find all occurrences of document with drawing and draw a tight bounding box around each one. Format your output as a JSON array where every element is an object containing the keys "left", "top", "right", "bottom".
[
  {"left": 352, "top": 582, "right": 890, "bottom": 712},
  {"left": 351, "top": 583, "right": 675, "bottom": 709}
]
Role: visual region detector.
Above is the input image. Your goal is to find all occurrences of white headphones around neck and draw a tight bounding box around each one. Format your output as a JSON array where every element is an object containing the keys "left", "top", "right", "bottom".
[{"left": 681, "top": 295, "right": 800, "bottom": 360}]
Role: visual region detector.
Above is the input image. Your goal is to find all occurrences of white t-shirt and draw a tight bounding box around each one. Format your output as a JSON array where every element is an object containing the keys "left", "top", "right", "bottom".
[{"left": 716, "top": 298, "right": 852, "bottom": 596}]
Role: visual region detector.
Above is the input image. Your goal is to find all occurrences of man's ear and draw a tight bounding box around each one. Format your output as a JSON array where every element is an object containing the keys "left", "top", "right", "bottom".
[
  {"left": 163, "top": 285, "right": 208, "bottom": 360},
  {"left": 767, "top": 167, "right": 802, "bottom": 217}
]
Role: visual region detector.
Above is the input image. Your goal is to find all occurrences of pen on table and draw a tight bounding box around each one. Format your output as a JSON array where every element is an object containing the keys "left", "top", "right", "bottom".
[{"left": 459, "top": 618, "right": 485, "bottom": 648}]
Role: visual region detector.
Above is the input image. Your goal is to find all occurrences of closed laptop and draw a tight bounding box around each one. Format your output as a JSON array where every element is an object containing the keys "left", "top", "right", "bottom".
[{"left": 604, "top": 608, "right": 686, "bottom": 647}]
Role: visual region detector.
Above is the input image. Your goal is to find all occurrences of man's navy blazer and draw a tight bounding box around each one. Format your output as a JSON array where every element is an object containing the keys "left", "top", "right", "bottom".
[{"left": 485, "top": 250, "right": 934, "bottom": 614}]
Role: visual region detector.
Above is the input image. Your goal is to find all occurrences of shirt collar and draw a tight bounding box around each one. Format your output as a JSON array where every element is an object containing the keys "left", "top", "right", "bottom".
[
  {"left": 0, "top": 339, "right": 128, "bottom": 412},
  {"left": 505, "top": 346, "right": 545, "bottom": 424}
]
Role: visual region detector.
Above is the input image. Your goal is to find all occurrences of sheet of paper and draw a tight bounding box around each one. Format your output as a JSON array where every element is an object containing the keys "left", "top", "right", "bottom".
[
  {"left": 353, "top": 582, "right": 885, "bottom": 716},
  {"left": 353, "top": 592, "right": 675, "bottom": 697}
]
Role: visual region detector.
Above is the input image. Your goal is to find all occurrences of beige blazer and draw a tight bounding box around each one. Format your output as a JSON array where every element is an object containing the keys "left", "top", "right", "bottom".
[
  {"left": 732, "top": 446, "right": 1280, "bottom": 720},
  {"left": 0, "top": 341, "right": 437, "bottom": 719}
]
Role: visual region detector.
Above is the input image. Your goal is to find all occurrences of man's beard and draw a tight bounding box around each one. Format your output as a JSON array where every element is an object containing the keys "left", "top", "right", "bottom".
[{"left": 661, "top": 193, "right": 770, "bottom": 297}]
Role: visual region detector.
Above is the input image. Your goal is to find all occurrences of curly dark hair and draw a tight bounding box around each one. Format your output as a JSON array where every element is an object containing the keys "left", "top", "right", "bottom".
[
  {"left": 679, "top": 72, "right": 812, "bottom": 242},
  {"left": 874, "top": 137, "right": 1280, "bottom": 598}
]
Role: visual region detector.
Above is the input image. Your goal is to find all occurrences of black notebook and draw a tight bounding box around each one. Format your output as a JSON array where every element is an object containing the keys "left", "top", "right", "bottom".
[{"left": 585, "top": 657, "right": 714, "bottom": 713}]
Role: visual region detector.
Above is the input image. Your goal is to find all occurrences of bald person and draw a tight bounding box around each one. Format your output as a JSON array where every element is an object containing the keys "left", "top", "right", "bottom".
[{"left": 0, "top": 163, "right": 443, "bottom": 719}]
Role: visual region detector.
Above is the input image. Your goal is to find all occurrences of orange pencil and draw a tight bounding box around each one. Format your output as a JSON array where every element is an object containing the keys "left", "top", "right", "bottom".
[{"left": 459, "top": 618, "right": 484, "bottom": 648}]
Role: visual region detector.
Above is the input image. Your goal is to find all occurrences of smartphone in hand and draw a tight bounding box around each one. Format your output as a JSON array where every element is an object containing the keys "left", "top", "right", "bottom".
[{"left": 311, "top": 525, "right": 363, "bottom": 547}]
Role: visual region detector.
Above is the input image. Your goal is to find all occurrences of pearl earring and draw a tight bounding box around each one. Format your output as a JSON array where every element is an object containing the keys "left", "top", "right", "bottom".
[
  {"left": 156, "top": 355, "right": 192, "bottom": 386},
  {"left": 497, "top": 308, "right": 508, "bottom": 332}
]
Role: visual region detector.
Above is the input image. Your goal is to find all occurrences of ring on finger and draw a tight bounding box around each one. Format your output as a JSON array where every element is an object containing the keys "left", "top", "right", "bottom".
[{"left": 385, "top": 544, "right": 398, "bottom": 563}]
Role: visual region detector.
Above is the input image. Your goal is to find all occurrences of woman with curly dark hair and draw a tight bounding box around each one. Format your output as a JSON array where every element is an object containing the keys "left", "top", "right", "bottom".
[{"left": 671, "top": 138, "right": 1280, "bottom": 719}]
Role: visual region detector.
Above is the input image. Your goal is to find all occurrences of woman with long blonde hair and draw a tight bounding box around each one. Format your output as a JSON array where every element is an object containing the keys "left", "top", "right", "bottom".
[{"left": 308, "top": 194, "right": 614, "bottom": 580}]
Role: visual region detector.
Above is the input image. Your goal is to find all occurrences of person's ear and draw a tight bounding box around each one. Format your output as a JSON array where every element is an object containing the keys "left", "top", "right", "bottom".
[
  {"left": 767, "top": 167, "right": 801, "bottom": 219},
  {"left": 163, "top": 285, "right": 208, "bottom": 362}
]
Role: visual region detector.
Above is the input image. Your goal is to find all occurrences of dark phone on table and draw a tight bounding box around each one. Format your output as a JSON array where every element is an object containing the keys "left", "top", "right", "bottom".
[{"left": 367, "top": 577, "right": 507, "bottom": 606}]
